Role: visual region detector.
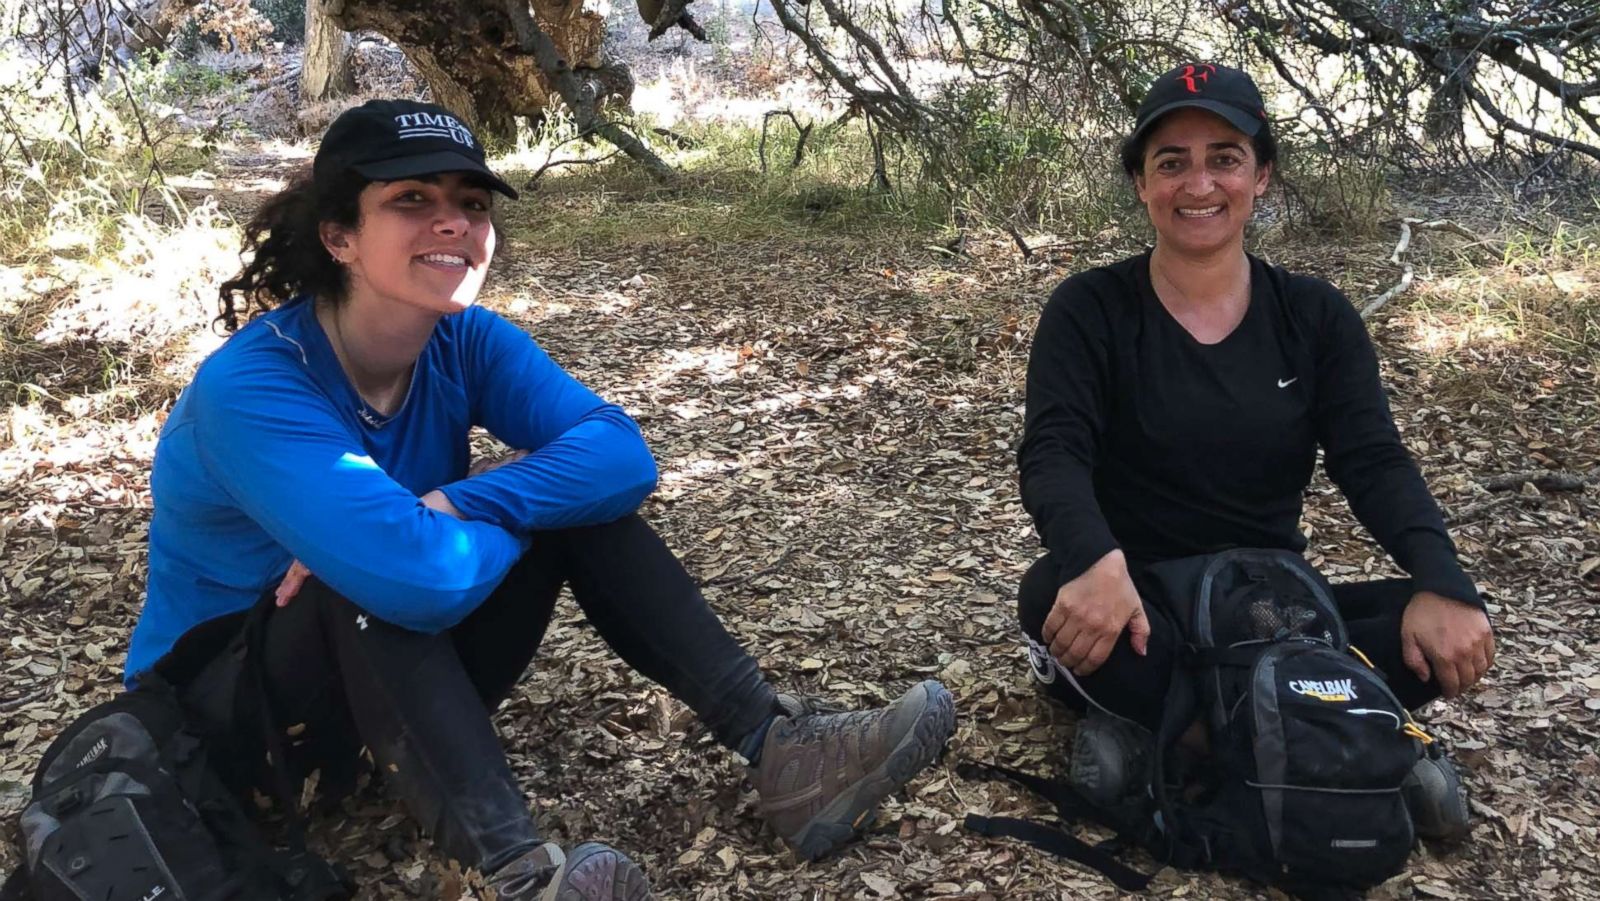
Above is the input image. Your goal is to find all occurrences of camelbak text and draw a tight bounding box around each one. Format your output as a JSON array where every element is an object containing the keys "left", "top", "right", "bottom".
[
  {"left": 1288, "top": 678, "right": 1357, "bottom": 702},
  {"left": 76, "top": 735, "right": 109, "bottom": 769}
]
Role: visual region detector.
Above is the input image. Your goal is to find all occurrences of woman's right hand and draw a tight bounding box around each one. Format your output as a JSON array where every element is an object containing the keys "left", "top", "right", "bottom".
[
  {"left": 468, "top": 448, "right": 529, "bottom": 477},
  {"left": 1043, "top": 549, "right": 1150, "bottom": 676}
]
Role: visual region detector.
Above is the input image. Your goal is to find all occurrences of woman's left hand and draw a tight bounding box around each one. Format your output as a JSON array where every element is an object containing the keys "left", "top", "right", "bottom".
[
  {"left": 1400, "top": 591, "right": 1494, "bottom": 699},
  {"left": 274, "top": 451, "right": 524, "bottom": 608},
  {"left": 275, "top": 559, "right": 312, "bottom": 607},
  {"left": 469, "top": 449, "right": 529, "bottom": 477}
]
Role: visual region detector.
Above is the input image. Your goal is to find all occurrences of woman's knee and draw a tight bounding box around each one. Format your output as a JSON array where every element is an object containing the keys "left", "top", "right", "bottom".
[{"left": 282, "top": 577, "right": 453, "bottom": 652}]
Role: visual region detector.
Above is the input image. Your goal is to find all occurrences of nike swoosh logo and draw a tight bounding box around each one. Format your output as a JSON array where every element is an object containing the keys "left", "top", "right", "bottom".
[{"left": 1278, "top": 378, "right": 1298, "bottom": 388}]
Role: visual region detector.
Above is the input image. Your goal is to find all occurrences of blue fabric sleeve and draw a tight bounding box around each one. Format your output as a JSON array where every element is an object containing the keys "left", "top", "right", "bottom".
[
  {"left": 438, "top": 310, "right": 658, "bottom": 533},
  {"left": 189, "top": 356, "right": 528, "bottom": 633}
]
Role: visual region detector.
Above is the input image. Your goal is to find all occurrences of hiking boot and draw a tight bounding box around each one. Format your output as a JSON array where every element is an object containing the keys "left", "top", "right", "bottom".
[
  {"left": 751, "top": 679, "right": 956, "bottom": 860},
  {"left": 1402, "top": 748, "right": 1470, "bottom": 843},
  {"left": 1068, "top": 709, "right": 1151, "bottom": 809},
  {"left": 487, "top": 841, "right": 655, "bottom": 901},
  {"left": 774, "top": 691, "right": 845, "bottom": 718}
]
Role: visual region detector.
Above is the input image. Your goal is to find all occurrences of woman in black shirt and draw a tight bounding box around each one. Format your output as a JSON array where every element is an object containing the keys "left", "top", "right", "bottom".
[{"left": 1016, "top": 64, "right": 1493, "bottom": 839}]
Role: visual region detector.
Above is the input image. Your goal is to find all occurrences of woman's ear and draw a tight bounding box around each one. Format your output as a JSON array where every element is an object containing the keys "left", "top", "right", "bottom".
[
  {"left": 1254, "top": 161, "right": 1273, "bottom": 198},
  {"left": 1133, "top": 171, "right": 1148, "bottom": 203},
  {"left": 319, "top": 221, "right": 352, "bottom": 263}
]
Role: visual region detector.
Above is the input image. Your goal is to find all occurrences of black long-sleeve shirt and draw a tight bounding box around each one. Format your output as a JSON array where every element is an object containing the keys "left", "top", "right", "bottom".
[{"left": 1018, "top": 250, "right": 1480, "bottom": 608}]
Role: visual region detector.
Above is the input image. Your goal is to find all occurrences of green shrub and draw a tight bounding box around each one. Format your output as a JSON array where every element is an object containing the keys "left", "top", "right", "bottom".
[{"left": 924, "top": 82, "right": 1132, "bottom": 234}]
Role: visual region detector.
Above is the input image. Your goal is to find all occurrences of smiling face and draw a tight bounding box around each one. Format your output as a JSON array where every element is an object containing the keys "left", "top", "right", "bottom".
[
  {"left": 1134, "top": 108, "right": 1271, "bottom": 258},
  {"left": 319, "top": 172, "right": 497, "bottom": 316}
]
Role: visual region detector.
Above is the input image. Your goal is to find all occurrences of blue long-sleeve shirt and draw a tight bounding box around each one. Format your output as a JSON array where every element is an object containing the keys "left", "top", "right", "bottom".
[{"left": 126, "top": 298, "right": 658, "bottom": 682}]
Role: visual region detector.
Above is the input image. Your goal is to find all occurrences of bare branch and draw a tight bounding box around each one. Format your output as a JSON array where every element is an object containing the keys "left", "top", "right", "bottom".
[
  {"left": 1362, "top": 219, "right": 1415, "bottom": 319},
  {"left": 525, "top": 149, "right": 620, "bottom": 188},
  {"left": 498, "top": 0, "right": 675, "bottom": 180},
  {"left": 759, "top": 109, "right": 814, "bottom": 173},
  {"left": 648, "top": 0, "right": 704, "bottom": 42}
]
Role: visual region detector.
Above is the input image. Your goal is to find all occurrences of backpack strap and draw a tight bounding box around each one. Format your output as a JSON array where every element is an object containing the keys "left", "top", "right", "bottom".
[
  {"left": 239, "top": 598, "right": 357, "bottom": 901},
  {"left": 1149, "top": 663, "right": 1211, "bottom": 868},
  {"left": 957, "top": 762, "right": 1152, "bottom": 892},
  {"left": 963, "top": 813, "right": 1152, "bottom": 892},
  {"left": 956, "top": 761, "right": 1106, "bottom": 823}
]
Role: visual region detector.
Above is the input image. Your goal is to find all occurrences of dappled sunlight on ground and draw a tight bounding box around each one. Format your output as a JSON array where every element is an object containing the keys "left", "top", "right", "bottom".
[
  {"left": 1404, "top": 314, "right": 1519, "bottom": 354},
  {"left": 1401, "top": 264, "right": 1599, "bottom": 357}
]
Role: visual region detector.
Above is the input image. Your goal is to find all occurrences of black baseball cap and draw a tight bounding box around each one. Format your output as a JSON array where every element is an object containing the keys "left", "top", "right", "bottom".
[
  {"left": 313, "top": 99, "right": 519, "bottom": 200},
  {"left": 1130, "top": 63, "right": 1270, "bottom": 145}
]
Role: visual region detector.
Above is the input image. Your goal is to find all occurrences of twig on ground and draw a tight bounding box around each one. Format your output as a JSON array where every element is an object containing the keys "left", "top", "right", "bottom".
[
  {"left": 1362, "top": 264, "right": 1413, "bottom": 319},
  {"left": 703, "top": 549, "right": 793, "bottom": 588},
  {"left": 524, "top": 149, "right": 620, "bottom": 189},
  {"left": 651, "top": 126, "right": 695, "bottom": 149},
  {"left": 1446, "top": 493, "right": 1525, "bottom": 526},
  {"left": 1362, "top": 219, "right": 1415, "bottom": 319},
  {"left": 1004, "top": 225, "right": 1031, "bottom": 259},
  {"left": 1483, "top": 469, "right": 1597, "bottom": 493},
  {"left": 1361, "top": 217, "right": 1485, "bottom": 319},
  {"left": 0, "top": 687, "right": 49, "bottom": 712}
]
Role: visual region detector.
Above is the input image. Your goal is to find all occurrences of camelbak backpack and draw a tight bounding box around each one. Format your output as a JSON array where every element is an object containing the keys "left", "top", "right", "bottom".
[
  {"left": 965, "top": 549, "right": 1433, "bottom": 898},
  {"left": 5, "top": 599, "right": 353, "bottom": 901}
]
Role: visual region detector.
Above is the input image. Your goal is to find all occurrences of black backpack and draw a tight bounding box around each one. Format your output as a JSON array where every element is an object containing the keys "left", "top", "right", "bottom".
[
  {"left": 965, "top": 549, "right": 1430, "bottom": 898},
  {"left": 4, "top": 600, "right": 354, "bottom": 901}
]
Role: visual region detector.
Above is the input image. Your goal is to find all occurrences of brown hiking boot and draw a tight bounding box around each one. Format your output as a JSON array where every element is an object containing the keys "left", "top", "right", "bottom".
[
  {"left": 750, "top": 680, "right": 956, "bottom": 860},
  {"left": 487, "top": 841, "right": 655, "bottom": 901}
]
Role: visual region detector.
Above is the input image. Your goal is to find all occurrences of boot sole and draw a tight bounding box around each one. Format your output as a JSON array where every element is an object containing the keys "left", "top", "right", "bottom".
[
  {"left": 785, "top": 680, "right": 957, "bottom": 861},
  {"left": 543, "top": 842, "right": 655, "bottom": 901}
]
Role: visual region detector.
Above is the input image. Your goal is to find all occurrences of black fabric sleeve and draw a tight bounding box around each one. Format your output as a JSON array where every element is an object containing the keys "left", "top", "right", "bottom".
[
  {"left": 1309, "top": 283, "right": 1483, "bottom": 610},
  {"left": 1018, "top": 280, "right": 1120, "bottom": 587}
]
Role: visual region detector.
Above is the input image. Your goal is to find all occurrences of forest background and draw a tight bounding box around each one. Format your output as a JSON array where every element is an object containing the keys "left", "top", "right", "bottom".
[{"left": 1, "top": 0, "right": 1598, "bottom": 896}]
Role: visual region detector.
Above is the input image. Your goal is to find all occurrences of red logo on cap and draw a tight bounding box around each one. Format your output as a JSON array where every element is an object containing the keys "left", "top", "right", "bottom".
[{"left": 1177, "top": 64, "right": 1216, "bottom": 94}]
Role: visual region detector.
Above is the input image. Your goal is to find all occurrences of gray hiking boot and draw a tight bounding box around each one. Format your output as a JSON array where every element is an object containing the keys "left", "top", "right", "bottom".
[
  {"left": 487, "top": 841, "right": 655, "bottom": 901},
  {"left": 1402, "top": 749, "right": 1470, "bottom": 842},
  {"left": 1068, "top": 710, "right": 1151, "bottom": 809},
  {"left": 751, "top": 680, "right": 956, "bottom": 860}
]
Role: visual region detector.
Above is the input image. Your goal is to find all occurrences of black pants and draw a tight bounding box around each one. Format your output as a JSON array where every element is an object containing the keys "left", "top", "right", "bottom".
[
  {"left": 1016, "top": 555, "right": 1443, "bottom": 731},
  {"left": 164, "top": 514, "right": 780, "bottom": 873}
]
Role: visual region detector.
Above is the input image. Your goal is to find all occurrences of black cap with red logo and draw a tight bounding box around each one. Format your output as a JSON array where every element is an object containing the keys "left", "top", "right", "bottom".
[{"left": 1130, "top": 63, "right": 1270, "bottom": 144}]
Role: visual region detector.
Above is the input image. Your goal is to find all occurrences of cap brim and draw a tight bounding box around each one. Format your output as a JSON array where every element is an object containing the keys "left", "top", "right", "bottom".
[
  {"left": 353, "top": 150, "right": 519, "bottom": 200},
  {"left": 1131, "top": 98, "right": 1263, "bottom": 145}
]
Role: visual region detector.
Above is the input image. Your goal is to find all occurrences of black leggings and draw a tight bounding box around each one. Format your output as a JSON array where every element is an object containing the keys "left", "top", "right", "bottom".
[
  {"left": 163, "top": 514, "right": 780, "bottom": 873},
  {"left": 1016, "top": 555, "right": 1444, "bottom": 731}
]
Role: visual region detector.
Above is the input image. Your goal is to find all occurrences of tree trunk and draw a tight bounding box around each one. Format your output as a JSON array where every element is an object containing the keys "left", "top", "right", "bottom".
[
  {"left": 325, "top": 0, "right": 615, "bottom": 144},
  {"left": 301, "top": 0, "right": 355, "bottom": 102}
]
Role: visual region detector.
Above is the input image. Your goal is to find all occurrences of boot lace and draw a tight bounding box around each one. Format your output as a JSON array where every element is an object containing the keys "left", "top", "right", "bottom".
[{"left": 788, "top": 707, "right": 882, "bottom": 746}]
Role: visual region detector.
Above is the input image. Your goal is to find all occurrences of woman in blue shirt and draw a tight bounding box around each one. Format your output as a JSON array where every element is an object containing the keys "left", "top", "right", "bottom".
[{"left": 136, "top": 99, "right": 955, "bottom": 900}]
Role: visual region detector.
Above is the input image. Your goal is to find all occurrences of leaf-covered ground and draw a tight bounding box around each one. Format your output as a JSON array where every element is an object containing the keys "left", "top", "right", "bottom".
[{"left": 3, "top": 139, "right": 1599, "bottom": 900}]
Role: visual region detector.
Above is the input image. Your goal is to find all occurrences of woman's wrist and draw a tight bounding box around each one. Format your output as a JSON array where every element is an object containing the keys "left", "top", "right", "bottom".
[{"left": 420, "top": 489, "right": 464, "bottom": 520}]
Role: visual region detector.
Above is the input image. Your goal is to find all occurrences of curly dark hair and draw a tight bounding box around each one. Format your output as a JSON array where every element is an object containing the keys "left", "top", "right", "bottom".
[{"left": 215, "top": 166, "right": 370, "bottom": 331}]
